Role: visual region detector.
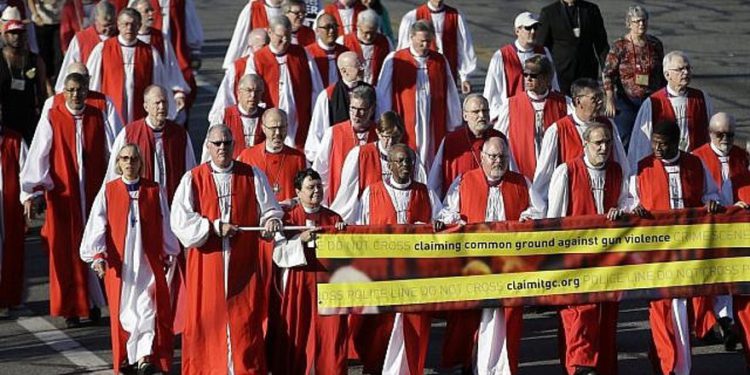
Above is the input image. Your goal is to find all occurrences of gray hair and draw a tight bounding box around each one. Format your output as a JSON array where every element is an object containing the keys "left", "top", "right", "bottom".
[
  {"left": 143, "top": 84, "right": 167, "bottom": 100},
  {"left": 463, "top": 93, "right": 488, "bottom": 109},
  {"left": 571, "top": 78, "right": 601, "bottom": 99},
  {"left": 625, "top": 5, "right": 649, "bottom": 27},
  {"left": 350, "top": 84, "right": 376, "bottom": 108},
  {"left": 207, "top": 124, "right": 233, "bottom": 142},
  {"left": 524, "top": 54, "right": 554, "bottom": 82},
  {"left": 583, "top": 122, "right": 612, "bottom": 142},
  {"left": 481, "top": 136, "right": 508, "bottom": 153},
  {"left": 262, "top": 107, "right": 289, "bottom": 125},
  {"left": 93, "top": 0, "right": 116, "bottom": 21},
  {"left": 409, "top": 19, "right": 435, "bottom": 38},
  {"left": 131, "top": 0, "right": 151, "bottom": 9},
  {"left": 118, "top": 7, "right": 142, "bottom": 24},
  {"left": 239, "top": 74, "right": 265, "bottom": 91},
  {"left": 114, "top": 143, "right": 144, "bottom": 176},
  {"left": 709, "top": 112, "right": 737, "bottom": 132},
  {"left": 269, "top": 15, "right": 292, "bottom": 31},
  {"left": 282, "top": 0, "right": 305, "bottom": 13},
  {"left": 663, "top": 50, "right": 690, "bottom": 75},
  {"left": 358, "top": 9, "right": 380, "bottom": 28}
]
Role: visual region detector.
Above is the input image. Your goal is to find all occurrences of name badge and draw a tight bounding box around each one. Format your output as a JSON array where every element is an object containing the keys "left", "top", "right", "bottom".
[
  {"left": 573, "top": 27, "right": 581, "bottom": 38},
  {"left": 635, "top": 74, "right": 649, "bottom": 86},
  {"left": 10, "top": 78, "right": 25, "bottom": 91}
]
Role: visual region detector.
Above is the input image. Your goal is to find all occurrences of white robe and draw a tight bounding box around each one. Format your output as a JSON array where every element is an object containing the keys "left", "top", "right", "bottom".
[
  {"left": 208, "top": 55, "right": 253, "bottom": 125},
  {"left": 483, "top": 41, "right": 559, "bottom": 121},
  {"left": 128, "top": 0, "right": 204, "bottom": 57},
  {"left": 86, "top": 36, "right": 173, "bottom": 124},
  {"left": 330, "top": 141, "right": 427, "bottom": 223},
  {"left": 304, "top": 79, "right": 359, "bottom": 161},
  {"left": 170, "top": 161, "right": 284, "bottom": 374},
  {"left": 627, "top": 154, "right": 720, "bottom": 375},
  {"left": 105, "top": 117, "right": 197, "bottom": 184},
  {"left": 354, "top": 36, "right": 393, "bottom": 84},
  {"left": 546, "top": 156, "right": 629, "bottom": 218},
  {"left": 529, "top": 112, "right": 629, "bottom": 218},
  {"left": 437, "top": 172, "right": 531, "bottom": 375},
  {"left": 627, "top": 86, "right": 714, "bottom": 175},
  {"left": 55, "top": 33, "right": 109, "bottom": 92},
  {"left": 0, "top": 131, "right": 28, "bottom": 283},
  {"left": 137, "top": 32, "right": 191, "bottom": 96},
  {"left": 376, "top": 47, "right": 462, "bottom": 168},
  {"left": 357, "top": 178, "right": 441, "bottom": 375},
  {"left": 20, "top": 102, "right": 120, "bottom": 308},
  {"left": 223, "top": 0, "right": 282, "bottom": 69},
  {"left": 39, "top": 94, "right": 123, "bottom": 141},
  {"left": 80, "top": 177, "right": 180, "bottom": 364},
  {"left": 396, "top": 4, "right": 476, "bottom": 83}
]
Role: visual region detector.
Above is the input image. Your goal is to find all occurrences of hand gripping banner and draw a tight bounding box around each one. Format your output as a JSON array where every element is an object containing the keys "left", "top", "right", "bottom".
[{"left": 315, "top": 207, "right": 750, "bottom": 314}]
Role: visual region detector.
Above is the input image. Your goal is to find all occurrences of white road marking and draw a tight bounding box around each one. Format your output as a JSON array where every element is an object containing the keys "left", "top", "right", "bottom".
[
  {"left": 16, "top": 315, "right": 111, "bottom": 374},
  {"left": 195, "top": 72, "right": 219, "bottom": 95}
]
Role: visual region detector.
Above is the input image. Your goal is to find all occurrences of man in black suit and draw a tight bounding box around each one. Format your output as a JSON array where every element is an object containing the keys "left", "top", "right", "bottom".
[{"left": 536, "top": 0, "right": 609, "bottom": 95}]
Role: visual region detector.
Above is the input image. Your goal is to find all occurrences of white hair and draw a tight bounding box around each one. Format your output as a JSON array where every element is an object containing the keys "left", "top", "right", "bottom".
[
  {"left": 663, "top": 50, "right": 690, "bottom": 75},
  {"left": 357, "top": 9, "right": 380, "bottom": 28}
]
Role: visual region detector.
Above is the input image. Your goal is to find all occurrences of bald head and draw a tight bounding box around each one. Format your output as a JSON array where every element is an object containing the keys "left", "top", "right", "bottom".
[
  {"left": 481, "top": 136, "right": 509, "bottom": 180},
  {"left": 248, "top": 28, "right": 269, "bottom": 52},
  {"left": 93, "top": 1, "right": 116, "bottom": 36},
  {"left": 237, "top": 74, "right": 264, "bottom": 114},
  {"left": 316, "top": 13, "right": 338, "bottom": 45},
  {"left": 387, "top": 144, "right": 415, "bottom": 184},
  {"left": 709, "top": 112, "right": 737, "bottom": 154},
  {"left": 262, "top": 108, "right": 289, "bottom": 152},
  {"left": 66, "top": 62, "right": 89, "bottom": 84},
  {"left": 337, "top": 51, "right": 362, "bottom": 82},
  {"left": 144, "top": 85, "right": 168, "bottom": 126},
  {"left": 239, "top": 74, "right": 265, "bottom": 90}
]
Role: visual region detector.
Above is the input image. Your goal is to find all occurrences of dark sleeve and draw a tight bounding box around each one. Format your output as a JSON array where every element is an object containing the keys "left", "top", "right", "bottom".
[
  {"left": 591, "top": 4, "right": 609, "bottom": 68},
  {"left": 652, "top": 37, "right": 666, "bottom": 87},
  {"left": 536, "top": 7, "right": 553, "bottom": 49}
]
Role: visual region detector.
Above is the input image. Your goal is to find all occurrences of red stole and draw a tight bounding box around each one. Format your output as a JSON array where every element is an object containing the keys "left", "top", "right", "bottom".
[
  {"left": 52, "top": 90, "right": 108, "bottom": 115},
  {"left": 416, "top": 4, "right": 459, "bottom": 80},
  {"left": 183, "top": 162, "right": 266, "bottom": 374},
  {"left": 100, "top": 38, "right": 153, "bottom": 122},
  {"left": 693, "top": 144, "right": 750, "bottom": 202},
  {"left": 556, "top": 115, "right": 611, "bottom": 165},
  {"left": 357, "top": 142, "right": 385, "bottom": 195},
  {"left": 44, "top": 105, "right": 107, "bottom": 317},
  {"left": 124, "top": 119, "right": 188, "bottom": 203},
  {"left": 368, "top": 181, "right": 432, "bottom": 224},
  {"left": 440, "top": 126, "right": 505, "bottom": 196},
  {"left": 636, "top": 152, "right": 705, "bottom": 210},
  {"left": 0, "top": 129, "right": 24, "bottom": 307},
  {"left": 342, "top": 32, "right": 390, "bottom": 86},
  {"left": 249, "top": 0, "right": 271, "bottom": 29},
  {"left": 499, "top": 44, "right": 545, "bottom": 98},
  {"left": 392, "top": 49, "right": 448, "bottom": 156},
  {"left": 237, "top": 144, "right": 307, "bottom": 202},
  {"left": 223, "top": 105, "right": 265, "bottom": 156},
  {"left": 566, "top": 157, "right": 622, "bottom": 216},
  {"left": 76, "top": 26, "right": 103, "bottom": 64},
  {"left": 306, "top": 42, "right": 349, "bottom": 88},
  {"left": 150, "top": 0, "right": 190, "bottom": 71},
  {"left": 59, "top": 0, "right": 88, "bottom": 52},
  {"left": 103, "top": 178, "right": 173, "bottom": 373},
  {"left": 295, "top": 25, "right": 316, "bottom": 46},
  {"left": 650, "top": 88, "right": 709, "bottom": 151},
  {"left": 328, "top": 121, "right": 377, "bottom": 203},
  {"left": 458, "top": 168, "right": 529, "bottom": 223},
  {"left": 508, "top": 91, "right": 568, "bottom": 180},
  {"left": 148, "top": 28, "right": 166, "bottom": 60},
  {"left": 232, "top": 55, "right": 250, "bottom": 101},
  {"left": 253, "top": 46, "right": 314, "bottom": 148},
  {"left": 323, "top": 2, "right": 366, "bottom": 36}
]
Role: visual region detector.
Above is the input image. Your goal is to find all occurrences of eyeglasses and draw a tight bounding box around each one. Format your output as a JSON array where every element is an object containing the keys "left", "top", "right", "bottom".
[
  {"left": 711, "top": 131, "right": 735, "bottom": 139},
  {"left": 523, "top": 72, "right": 540, "bottom": 79},
  {"left": 118, "top": 155, "right": 139, "bottom": 162},
  {"left": 522, "top": 25, "right": 538, "bottom": 31},
  {"left": 317, "top": 24, "right": 337, "bottom": 31},
  {"left": 208, "top": 140, "right": 233, "bottom": 147},
  {"left": 286, "top": 10, "right": 305, "bottom": 16},
  {"left": 263, "top": 125, "right": 285, "bottom": 134},
  {"left": 577, "top": 94, "right": 604, "bottom": 103},
  {"left": 668, "top": 65, "right": 691, "bottom": 73},
  {"left": 350, "top": 105, "right": 371, "bottom": 114},
  {"left": 482, "top": 152, "right": 507, "bottom": 161},
  {"left": 630, "top": 18, "right": 647, "bottom": 24}
]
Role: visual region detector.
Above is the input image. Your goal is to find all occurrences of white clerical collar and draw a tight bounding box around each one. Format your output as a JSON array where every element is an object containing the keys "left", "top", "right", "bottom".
[
  {"left": 662, "top": 153, "right": 680, "bottom": 165},
  {"left": 121, "top": 176, "right": 140, "bottom": 184},
  {"left": 710, "top": 142, "right": 730, "bottom": 157},
  {"left": 377, "top": 141, "right": 389, "bottom": 156},
  {"left": 269, "top": 45, "right": 286, "bottom": 56},
  {"left": 265, "top": 143, "right": 283, "bottom": 154},
  {"left": 98, "top": 33, "right": 108, "bottom": 41},
  {"left": 514, "top": 40, "right": 534, "bottom": 53},
  {"left": 117, "top": 35, "right": 138, "bottom": 47},
  {"left": 317, "top": 39, "right": 336, "bottom": 52},
  {"left": 409, "top": 46, "right": 427, "bottom": 59},
  {"left": 389, "top": 177, "right": 412, "bottom": 190},
  {"left": 486, "top": 175, "right": 502, "bottom": 186},
  {"left": 238, "top": 104, "right": 258, "bottom": 117},
  {"left": 210, "top": 160, "right": 234, "bottom": 173},
  {"left": 426, "top": 2, "right": 444, "bottom": 12},
  {"left": 145, "top": 117, "right": 165, "bottom": 131},
  {"left": 571, "top": 111, "right": 587, "bottom": 127},
  {"left": 66, "top": 103, "right": 84, "bottom": 116},
  {"left": 302, "top": 204, "right": 321, "bottom": 214},
  {"left": 265, "top": 0, "right": 281, "bottom": 8},
  {"left": 584, "top": 155, "right": 606, "bottom": 170},
  {"left": 527, "top": 89, "right": 549, "bottom": 101},
  {"left": 667, "top": 85, "right": 687, "bottom": 98},
  {"left": 343, "top": 79, "right": 358, "bottom": 88}
]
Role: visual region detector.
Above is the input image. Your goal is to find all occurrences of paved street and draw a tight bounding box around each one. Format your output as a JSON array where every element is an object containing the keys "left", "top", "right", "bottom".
[{"left": 1, "top": 1, "right": 749, "bottom": 374}]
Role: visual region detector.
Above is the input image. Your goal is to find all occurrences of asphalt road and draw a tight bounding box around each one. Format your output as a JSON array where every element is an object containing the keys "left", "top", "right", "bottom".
[{"left": 1, "top": 1, "right": 749, "bottom": 374}]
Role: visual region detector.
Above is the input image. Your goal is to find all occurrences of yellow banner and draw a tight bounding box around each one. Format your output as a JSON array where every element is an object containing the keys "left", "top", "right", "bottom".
[
  {"left": 317, "top": 222, "right": 750, "bottom": 258},
  {"left": 318, "top": 256, "right": 750, "bottom": 309}
]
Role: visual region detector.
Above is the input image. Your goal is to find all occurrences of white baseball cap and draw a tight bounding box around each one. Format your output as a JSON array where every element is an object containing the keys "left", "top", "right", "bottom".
[{"left": 514, "top": 11, "right": 540, "bottom": 29}]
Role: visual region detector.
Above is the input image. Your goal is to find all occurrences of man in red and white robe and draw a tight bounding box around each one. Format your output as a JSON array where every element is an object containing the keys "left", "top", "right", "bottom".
[
  {"left": 428, "top": 94, "right": 511, "bottom": 197},
  {"left": 270, "top": 168, "right": 348, "bottom": 374},
  {"left": 87, "top": 8, "right": 176, "bottom": 124},
  {"left": 80, "top": 144, "right": 179, "bottom": 374},
  {"left": 223, "top": 0, "right": 283, "bottom": 69},
  {"left": 342, "top": 9, "right": 391, "bottom": 85},
  {"left": 56, "top": 0, "right": 116, "bottom": 92},
  {"left": 208, "top": 28, "right": 268, "bottom": 124},
  {"left": 376, "top": 20, "right": 461, "bottom": 169},
  {"left": 530, "top": 78, "right": 628, "bottom": 218},
  {"left": 628, "top": 51, "right": 714, "bottom": 173},
  {"left": 59, "top": 0, "right": 99, "bottom": 52},
  {"left": 352, "top": 144, "right": 442, "bottom": 375},
  {"left": 21, "top": 73, "right": 119, "bottom": 327},
  {"left": 241, "top": 15, "right": 324, "bottom": 149},
  {"left": 238, "top": 108, "right": 308, "bottom": 204},
  {"left": 319, "top": 0, "right": 365, "bottom": 37},
  {"left": 284, "top": 0, "right": 315, "bottom": 46},
  {"left": 311, "top": 84, "right": 377, "bottom": 205},
  {"left": 397, "top": 0, "right": 476, "bottom": 94},
  {"left": 307, "top": 13, "right": 349, "bottom": 88},
  {"left": 629, "top": 120, "right": 721, "bottom": 375},
  {"left": 484, "top": 11, "right": 558, "bottom": 119},
  {"left": 437, "top": 136, "right": 531, "bottom": 374},
  {"left": 547, "top": 124, "right": 627, "bottom": 375},
  {"left": 170, "top": 124, "right": 285, "bottom": 374},
  {"left": 495, "top": 54, "right": 570, "bottom": 181},
  {"left": 306, "top": 51, "right": 364, "bottom": 161},
  {"left": 0, "top": 116, "right": 28, "bottom": 319},
  {"left": 331, "top": 112, "right": 426, "bottom": 223},
  {"left": 106, "top": 85, "right": 195, "bottom": 201}
]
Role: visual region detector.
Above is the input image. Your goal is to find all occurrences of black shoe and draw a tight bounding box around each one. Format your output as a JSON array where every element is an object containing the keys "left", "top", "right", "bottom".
[
  {"left": 89, "top": 307, "right": 101, "bottom": 324},
  {"left": 573, "top": 366, "right": 598, "bottom": 375},
  {"left": 65, "top": 317, "right": 81, "bottom": 329},
  {"left": 137, "top": 362, "right": 157, "bottom": 375},
  {"left": 718, "top": 317, "right": 739, "bottom": 351}
]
